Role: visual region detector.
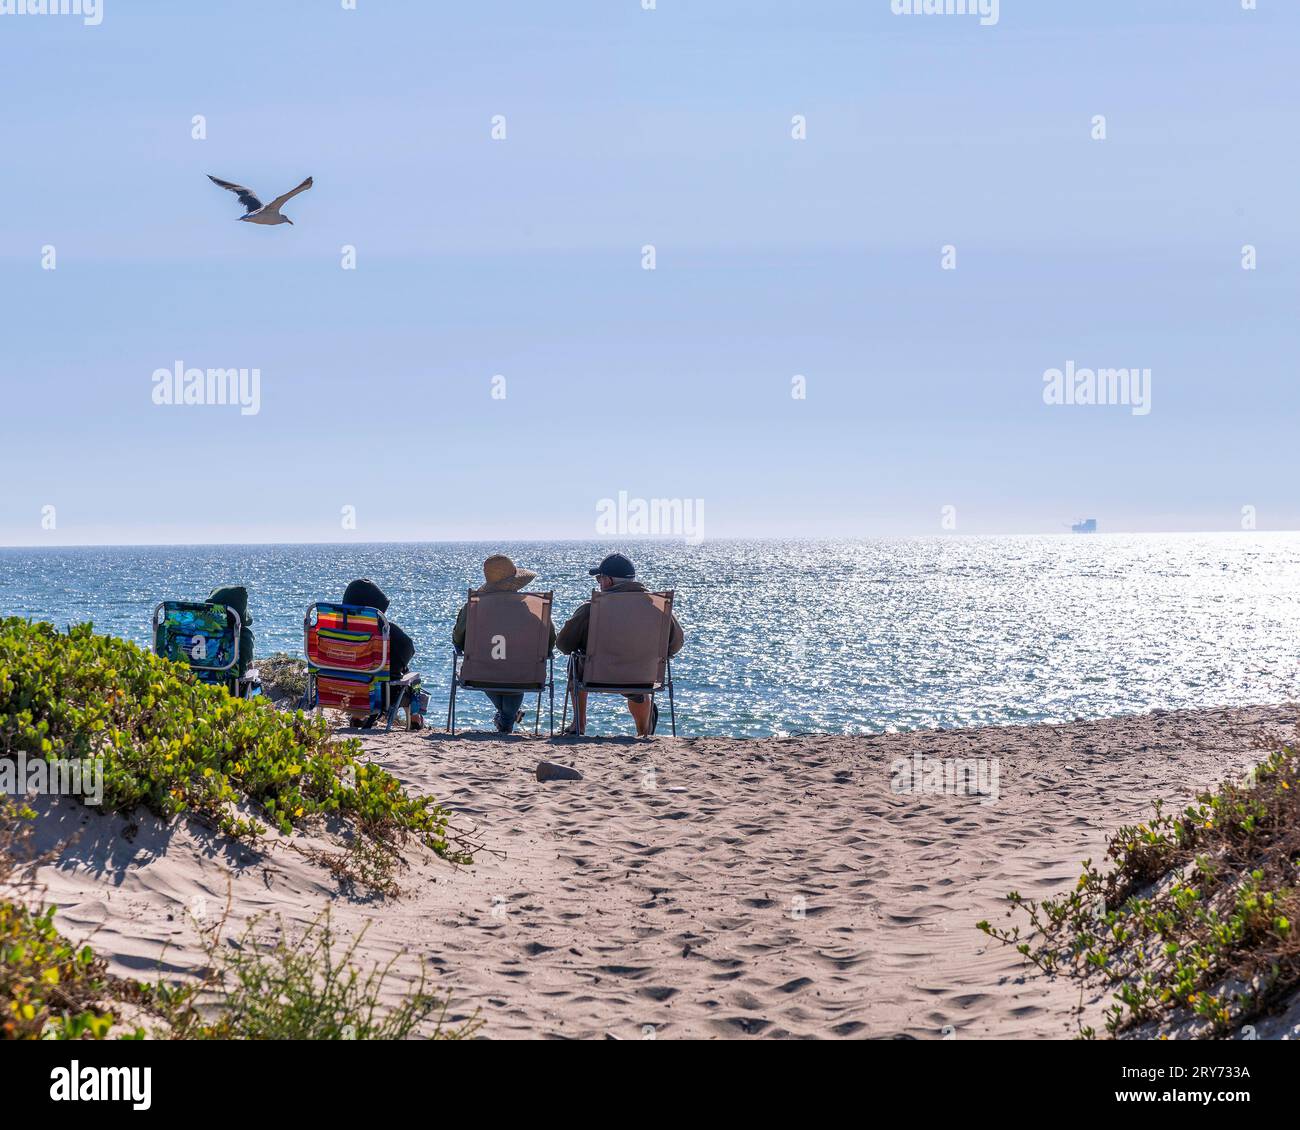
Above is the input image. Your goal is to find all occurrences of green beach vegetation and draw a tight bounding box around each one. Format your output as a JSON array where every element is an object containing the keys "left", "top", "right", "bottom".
[
  {"left": 147, "top": 905, "right": 481, "bottom": 1040},
  {"left": 980, "top": 734, "right": 1300, "bottom": 1038},
  {"left": 0, "top": 618, "right": 476, "bottom": 1039},
  {"left": 0, "top": 803, "right": 121, "bottom": 1039},
  {"left": 255, "top": 651, "right": 309, "bottom": 703},
  {"left": 0, "top": 618, "right": 466, "bottom": 867},
  {"left": 1, "top": 808, "right": 476, "bottom": 1040}
]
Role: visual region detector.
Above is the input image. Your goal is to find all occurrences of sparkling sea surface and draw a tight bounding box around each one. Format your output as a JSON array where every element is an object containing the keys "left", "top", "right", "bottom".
[{"left": 1, "top": 535, "right": 1298, "bottom": 738}]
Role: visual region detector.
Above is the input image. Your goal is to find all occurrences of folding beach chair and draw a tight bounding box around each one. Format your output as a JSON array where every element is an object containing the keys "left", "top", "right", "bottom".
[
  {"left": 152, "top": 600, "right": 261, "bottom": 698},
  {"left": 302, "top": 602, "right": 425, "bottom": 732},
  {"left": 560, "top": 589, "right": 677, "bottom": 736},
  {"left": 448, "top": 589, "right": 555, "bottom": 736}
]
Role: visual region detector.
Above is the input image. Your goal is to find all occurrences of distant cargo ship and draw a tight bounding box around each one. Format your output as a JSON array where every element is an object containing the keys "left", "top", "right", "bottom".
[{"left": 1072, "top": 518, "right": 1098, "bottom": 533}]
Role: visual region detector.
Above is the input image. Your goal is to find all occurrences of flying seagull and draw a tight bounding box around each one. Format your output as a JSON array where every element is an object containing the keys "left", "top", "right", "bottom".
[{"left": 207, "top": 174, "right": 313, "bottom": 225}]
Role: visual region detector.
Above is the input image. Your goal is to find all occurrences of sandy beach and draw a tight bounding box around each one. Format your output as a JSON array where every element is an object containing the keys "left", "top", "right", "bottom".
[{"left": 15, "top": 704, "right": 1299, "bottom": 1040}]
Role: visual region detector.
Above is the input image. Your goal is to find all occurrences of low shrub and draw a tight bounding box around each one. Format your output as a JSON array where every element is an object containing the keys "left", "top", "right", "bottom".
[
  {"left": 979, "top": 734, "right": 1300, "bottom": 1037},
  {"left": 149, "top": 905, "right": 481, "bottom": 1040},
  {"left": 0, "top": 899, "right": 121, "bottom": 1040},
  {"left": 0, "top": 801, "right": 122, "bottom": 1039},
  {"left": 0, "top": 803, "right": 478, "bottom": 1041},
  {"left": 254, "top": 652, "right": 308, "bottom": 704},
  {"left": 0, "top": 619, "right": 470, "bottom": 873}
]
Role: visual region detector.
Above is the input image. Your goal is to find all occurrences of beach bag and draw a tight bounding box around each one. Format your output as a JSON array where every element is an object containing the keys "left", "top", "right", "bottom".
[{"left": 411, "top": 689, "right": 430, "bottom": 721}]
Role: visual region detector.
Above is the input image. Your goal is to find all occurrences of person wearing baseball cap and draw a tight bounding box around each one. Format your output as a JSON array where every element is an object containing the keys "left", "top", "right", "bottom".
[{"left": 555, "top": 552, "right": 684, "bottom": 736}]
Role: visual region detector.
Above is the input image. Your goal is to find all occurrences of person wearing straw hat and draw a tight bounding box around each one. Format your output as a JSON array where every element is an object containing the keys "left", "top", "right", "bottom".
[{"left": 452, "top": 555, "right": 556, "bottom": 733}]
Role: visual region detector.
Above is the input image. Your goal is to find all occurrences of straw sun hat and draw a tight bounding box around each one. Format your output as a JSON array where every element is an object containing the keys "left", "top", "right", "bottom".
[{"left": 478, "top": 554, "right": 538, "bottom": 593}]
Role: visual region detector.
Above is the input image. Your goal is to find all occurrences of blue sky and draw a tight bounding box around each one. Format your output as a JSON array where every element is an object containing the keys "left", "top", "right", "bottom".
[{"left": 1, "top": 0, "right": 1296, "bottom": 544}]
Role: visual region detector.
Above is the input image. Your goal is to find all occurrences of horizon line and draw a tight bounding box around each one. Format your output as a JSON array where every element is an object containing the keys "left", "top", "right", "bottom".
[{"left": 1, "top": 529, "right": 1294, "bottom": 551}]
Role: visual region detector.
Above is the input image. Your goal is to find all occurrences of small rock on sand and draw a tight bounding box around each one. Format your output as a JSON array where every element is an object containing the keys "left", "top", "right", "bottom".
[{"left": 536, "top": 760, "right": 583, "bottom": 782}]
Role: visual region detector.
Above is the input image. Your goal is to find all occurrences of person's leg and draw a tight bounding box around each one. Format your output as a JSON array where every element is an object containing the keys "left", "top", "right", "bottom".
[
  {"left": 626, "top": 693, "right": 653, "bottom": 736},
  {"left": 563, "top": 656, "right": 587, "bottom": 734},
  {"left": 485, "top": 691, "right": 505, "bottom": 730},
  {"left": 499, "top": 692, "right": 524, "bottom": 732},
  {"left": 486, "top": 691, "right": 524, "bottom": 732}
]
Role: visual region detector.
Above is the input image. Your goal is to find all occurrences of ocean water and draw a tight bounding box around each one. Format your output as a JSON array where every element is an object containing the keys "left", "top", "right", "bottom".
[{"left": 2, "top": 535, "right": 1298, "bottom": 739}]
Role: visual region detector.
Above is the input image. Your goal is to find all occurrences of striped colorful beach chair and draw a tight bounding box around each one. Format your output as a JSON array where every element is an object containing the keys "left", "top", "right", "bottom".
[
  {"left": 302, "top": 602, "right": 424, "bottom": 731},
  {"left": 152, "top": 600, "right": 261, "bottom": 698}
]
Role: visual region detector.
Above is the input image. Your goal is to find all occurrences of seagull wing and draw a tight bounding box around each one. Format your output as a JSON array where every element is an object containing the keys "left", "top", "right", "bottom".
[
  {"left": 265, "top": 176, "right": 313, "bottom": 213},
  {"left": 207, "top": 175, "right": 262, "bottom": 214}
]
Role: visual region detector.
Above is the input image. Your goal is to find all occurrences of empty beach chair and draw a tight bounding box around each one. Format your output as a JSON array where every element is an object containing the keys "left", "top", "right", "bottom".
[
  {"left": 560, "top": 589, "right": 677, "bottom": 736},
  {"left": 302, "top": 602, "right": 425, "bottom": 731},
  {"left": 448, "top": 589, "right": 555, "bottom": 736},
  {"left": 152, "top": 599, "right": 261, "bottom": 698}
]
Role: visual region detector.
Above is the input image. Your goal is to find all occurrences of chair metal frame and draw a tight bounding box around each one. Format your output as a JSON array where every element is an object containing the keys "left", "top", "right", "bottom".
[
  {"left": 446, "top": 589, "right": 556, "bottom": 736},
  {"left": 559, "top": 589, "right": 677, "bottom": 737},
  {"left": 301, "top": 601, "right": 422, "bottom": 732},
  {"left": 151, "top": 600, "right": 261, "bottom": 699},
  {"left": 561, "top": 653, "right": 676, "bottom": 737},
  {"left": 448, "top": 651, "right": 555, "bottom": 736}
]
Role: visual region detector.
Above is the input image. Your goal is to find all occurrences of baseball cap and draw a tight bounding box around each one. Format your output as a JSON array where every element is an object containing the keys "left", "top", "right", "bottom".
[{"left": 588, "top": 552, "right": 635, "bottom": 579}]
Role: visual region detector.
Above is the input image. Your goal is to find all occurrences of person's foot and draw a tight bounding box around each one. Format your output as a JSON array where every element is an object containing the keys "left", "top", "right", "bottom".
[
  {"left": 493, "top": 711, "right": 515, "bottom": 734},
  {"left": 559, "top": 721, "right": 581, "bottom": 737}
]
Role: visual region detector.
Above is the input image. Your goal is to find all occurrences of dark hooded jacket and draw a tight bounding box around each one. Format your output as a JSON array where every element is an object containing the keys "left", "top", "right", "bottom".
[
  {"left": 207, "top": 584, "right": 254, "bottom": 679},
  {"left": 343, "top": 579, "right": 414, "bottom": 680}
]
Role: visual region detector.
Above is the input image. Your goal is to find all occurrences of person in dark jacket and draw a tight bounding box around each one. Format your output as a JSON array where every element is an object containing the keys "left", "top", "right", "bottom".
[
  {"left": 207, "top": 584, "right": 255, "bottom": 682},
  {"left": 555, "top": 553, "right": 683, "bottom": 736},
  {"left": 342, "top": 578, "right": 416, "bottom": 726}
]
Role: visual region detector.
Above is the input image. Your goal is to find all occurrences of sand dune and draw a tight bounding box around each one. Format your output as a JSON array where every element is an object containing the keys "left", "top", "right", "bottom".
[{"left": 15, "top": 704, "right": 1298, "bottom": 1039}]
